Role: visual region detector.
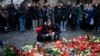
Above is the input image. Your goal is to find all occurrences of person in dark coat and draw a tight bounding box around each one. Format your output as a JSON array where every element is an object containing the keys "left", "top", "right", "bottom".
[
  {"left": 25, "top": 5, "right": 32, "bottom": 30},
  {"left": 65, "top": 3, "right": 72, "bottom": 28},
  {"left": 18, "top": 1, "right": 28, "bottom": 32},
  {"left": 94, "top": 4, "right": 100, "bottom": 31},
  {"left": 29, "top": 3, "right": 36, "bottom": 30},
  {"left": 81, "top": 4, "right": 89, "bottom": 30},
  {"left": 54, "top": 3, "right": 62, "bottom": 25},
  {"left": 34, "top": 4, "right": 40, "bottom": 27},
  {"left": 14, "top": 4, "right": 20, "bottom": 30},
  {"left": 47, "top": 4, "right": 54, "bottom": 24},
  {"left": 37, "top": 20, "right": 61, "bottom": 42},
  {"left": 85, "top": 4, "right": 94, "bottom": 31},
  {"left": 0, "top": 9, "right": 8, "bottom": 32},
  {"left": 38, "top": 4, "right": 43, "bottom": 26},
  {"left": 42, "top": 5, "right": 48, "bottom": 23},
  {"left": 8, "top": 4, "right": 16, "bottom": 31},
  {"left": 70, "top": 4, "right": 79, "bottom": 30},
  {"left": 76, "top": 5, "right": 82, "bottom": 30},
  {"left": 60, "top": 4, "right": 67, "bottom": 31}
]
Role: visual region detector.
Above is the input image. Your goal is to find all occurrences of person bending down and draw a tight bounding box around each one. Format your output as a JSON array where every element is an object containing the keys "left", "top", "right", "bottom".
[{"left": 36, "top": 20, "right": 61, "bottom": 42}]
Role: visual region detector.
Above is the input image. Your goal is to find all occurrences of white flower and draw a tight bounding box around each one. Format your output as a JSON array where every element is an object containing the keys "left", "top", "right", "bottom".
[
  {"left": 22, "top": 45, "right": 33, "bottom": 52},
  {"left": 52, "top": 48, "right": 57, "bottom": 52}
]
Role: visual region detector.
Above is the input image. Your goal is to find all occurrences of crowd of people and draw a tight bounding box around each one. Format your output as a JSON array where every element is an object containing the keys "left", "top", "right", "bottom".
[{"left": 0, "top": 1, "right": 100, "bottom": 33}]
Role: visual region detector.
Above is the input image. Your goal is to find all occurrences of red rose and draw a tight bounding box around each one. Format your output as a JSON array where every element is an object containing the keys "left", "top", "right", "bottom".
[
  {"left": 36, "top": 26, "right": 42, "bottom": 33},
  {"left": 16, "top": 49, "right": 23, "bottom": 55},
  {"left": 61, "top": 51, "right": 69, "bottom": 56}
]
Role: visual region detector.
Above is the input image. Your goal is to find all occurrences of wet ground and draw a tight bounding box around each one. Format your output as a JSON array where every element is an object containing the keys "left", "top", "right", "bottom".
[{"left": 0, "top": 29, "right": 100, "bottom": 49}]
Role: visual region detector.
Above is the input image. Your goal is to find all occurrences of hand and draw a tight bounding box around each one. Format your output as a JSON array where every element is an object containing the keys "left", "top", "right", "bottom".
[
  {"left": 46, "top": 34, "right": 49, "bottom": 36},
  {"left": 52, "top": 32, "right": 55, "bottom": 35}
]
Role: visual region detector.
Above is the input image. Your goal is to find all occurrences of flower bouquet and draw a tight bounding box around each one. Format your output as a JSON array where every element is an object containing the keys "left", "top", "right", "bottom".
[
  {"left": 4, "top": 46, "right": 19, "bottom": 56},
  {"left": 4, "top": 35, "right": 100, "bottom": 56}
]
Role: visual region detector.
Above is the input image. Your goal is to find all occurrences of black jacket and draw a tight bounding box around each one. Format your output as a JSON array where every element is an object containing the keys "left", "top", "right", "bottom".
[
  {"left": 18, "top": 3, "right": 27, "bottom": 18},
  {"left": 39, "top": 23, "right": 61, "bottom": 34}
]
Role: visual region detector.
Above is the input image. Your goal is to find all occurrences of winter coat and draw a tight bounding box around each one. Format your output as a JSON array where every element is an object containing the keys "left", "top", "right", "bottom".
[
  {"left": 94, "top": 6, "right": 100, "bottom": 26},
  {"left": 18, "top": 3, "right": 27, "bottom": 18}
]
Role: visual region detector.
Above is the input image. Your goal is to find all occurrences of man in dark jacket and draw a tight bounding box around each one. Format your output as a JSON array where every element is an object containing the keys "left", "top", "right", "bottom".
[
  {"left": 37, "top": 20, "right": 61, "bottom": 42},
  {"left": 18, "top": 1, "right": 28, "bottom": 32}
]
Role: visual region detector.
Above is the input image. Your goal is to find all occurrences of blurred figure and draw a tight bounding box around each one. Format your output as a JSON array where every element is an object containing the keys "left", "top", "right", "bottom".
[
  {"left": 0, "top": 7, "right": 8, "bottom": 33},
  {"left": 37, "top": 20, "right": 61, "bottom": 42},
  {"left": 54, "top": 3, "right": 62, "bottom": 25},
  {"left": 29, "top": 2, "right": 36, "bottom": 30},
  {"left": 66, "top": 2, "right": 72, "bottom": 29},
  {"left": 0, "top": 2, "right": 99, "bottom": 33},
  {"left": 60, "top": 4, "right": 67, "bottom": 31},
  {"left": 42, "top": 3, "right": 48, "bottom": 23},
  {"left": 18, "top": 1, "right": 28, "bottom": 32},
  {"left": 94, "top": 4, "right": 100, "bottom": 31},
  {"left": 0, "top": 36, "right": 4, "bottom": 48},
  {"left": 0, "top": 38, "right": 3, "bottom": 48},
  {"left": 47, "top": 4, "right": 54, "bottom": 24},
  {"left": 14, "top": 4, "right": 20, "bottom": 30},
  {"left": 70, "top": 4, "right": 79, "bottom": 30},
  {"left": 26, "top": 4, "right": 32, "bottom": 30},
  {"left": 81, "top": 4, "right": 88, "bottom": 30},
  {"left": 86, "top": 4, "right": 94, "bottom": 31},
  {"left": 34, "top": 4, "right": 39, "bottom": 27},
  {"left": 76, "top": 4, "right": 82, "bottom": 30},
  {"left": 38, "top": 4, "right": 43, "bottom": 26},
  {"left": 8, "top": 4, "right": 16, "bottom": 31},
  {"left": 0, "top": 5, "right": 2, "bottom": 32}
]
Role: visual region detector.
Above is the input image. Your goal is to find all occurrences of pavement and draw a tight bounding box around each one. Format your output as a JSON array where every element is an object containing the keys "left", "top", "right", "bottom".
[{"left": 0, "top": 29, "right": 100, "bottom": 49}]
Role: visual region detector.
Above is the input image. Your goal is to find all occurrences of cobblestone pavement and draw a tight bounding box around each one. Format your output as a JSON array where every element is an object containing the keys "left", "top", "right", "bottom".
[{"left": 0, "top": 29, "right": 100, "bottom": 49}]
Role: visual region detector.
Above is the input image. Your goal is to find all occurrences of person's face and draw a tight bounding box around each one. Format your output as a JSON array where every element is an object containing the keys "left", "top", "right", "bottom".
[
  {"left": 1, "top": 5, "right": 5, "bottom": 9},
  {"left": 47, "top": 22, "right": 51, "bottom": 26}
]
